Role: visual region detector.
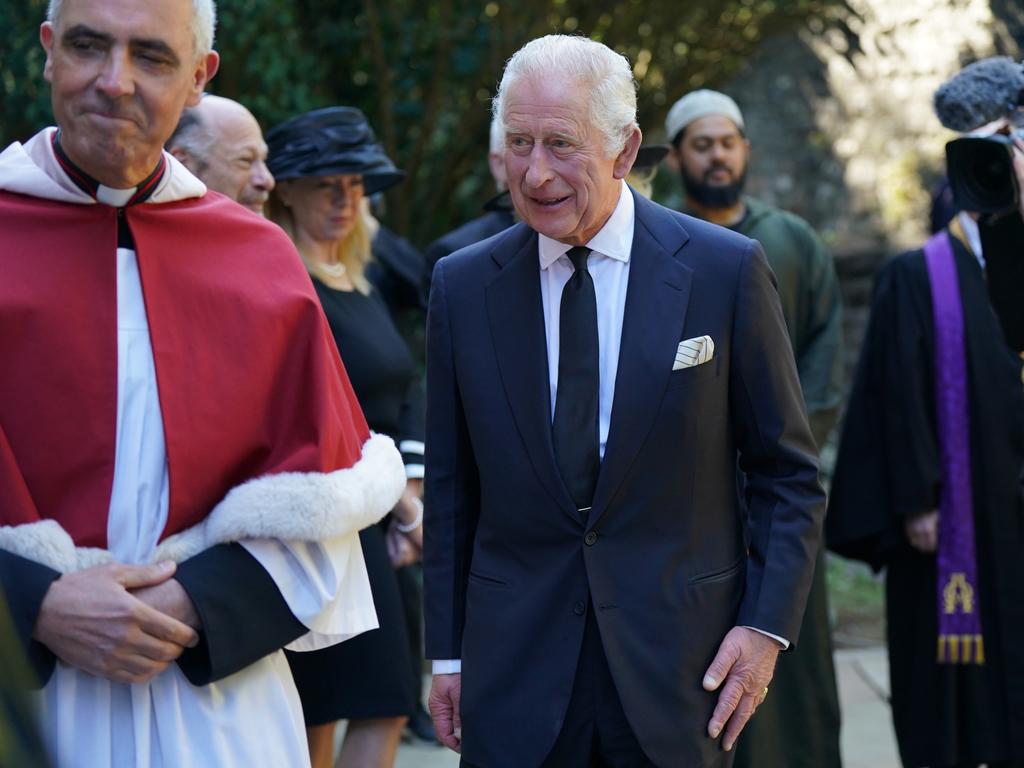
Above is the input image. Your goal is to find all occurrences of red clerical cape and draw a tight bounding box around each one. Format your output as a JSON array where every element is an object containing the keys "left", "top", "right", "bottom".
[{"left": 0, "top": 190, "right": 369, "bottom": 549}]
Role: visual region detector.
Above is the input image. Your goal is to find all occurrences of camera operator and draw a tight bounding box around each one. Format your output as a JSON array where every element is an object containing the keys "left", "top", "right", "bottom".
[{"left": 828, "top": 56, "right": 1024, "bottom": 768}]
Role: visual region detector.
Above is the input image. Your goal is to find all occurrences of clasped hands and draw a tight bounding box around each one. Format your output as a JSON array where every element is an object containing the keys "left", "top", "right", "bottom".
[
  {"left": 428, "top": 625, "right": 781, "bottom": 754},
  {"left": 33, "top": 560, "right": 201, "bottom": 685}
]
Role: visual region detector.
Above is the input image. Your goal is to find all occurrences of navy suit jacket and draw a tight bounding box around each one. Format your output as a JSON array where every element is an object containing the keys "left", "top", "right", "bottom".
[{"left": 423, "top": 189, "right": 825, "bottom": 768}]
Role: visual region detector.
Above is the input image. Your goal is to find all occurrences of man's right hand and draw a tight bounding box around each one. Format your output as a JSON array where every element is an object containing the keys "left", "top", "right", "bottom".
[
  {"left": 33, "top": 561, "right": 200, "bottom": 684},
  {"left": 905, "top": 510, "right": 939, "bottom": 553},
  {"left": 428, "top": 672, "right": 462, "bottom": 753}
]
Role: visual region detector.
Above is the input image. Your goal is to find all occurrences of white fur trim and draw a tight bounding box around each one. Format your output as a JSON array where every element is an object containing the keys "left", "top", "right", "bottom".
[
  {"left": 0, "top": 433, "right": 405, "bottom": 573},
  {"left": 154, "top": 433, "right": 404, "bottom": 562},
  {"left": 0, "top": 520, "right": 108, "bottom": 573}
]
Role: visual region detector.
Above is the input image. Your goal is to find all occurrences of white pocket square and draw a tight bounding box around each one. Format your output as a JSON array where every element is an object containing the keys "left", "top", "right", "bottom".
[{"left": 672, "top": 335, "right": 715, "bottom": 371}]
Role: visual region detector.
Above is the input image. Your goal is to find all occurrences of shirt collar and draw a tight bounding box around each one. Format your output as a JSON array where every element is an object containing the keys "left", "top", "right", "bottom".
[
  {"left": 538, "top": 181, "right": 634, "bottom": 269},
  {"left": 956, "top": 211, "right": 985, "bottom": 269}
]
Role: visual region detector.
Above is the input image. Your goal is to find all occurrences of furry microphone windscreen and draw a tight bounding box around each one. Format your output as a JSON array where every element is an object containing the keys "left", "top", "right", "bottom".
[{"left": 934, "top": 56, "right": 1024, "bottom": 133}]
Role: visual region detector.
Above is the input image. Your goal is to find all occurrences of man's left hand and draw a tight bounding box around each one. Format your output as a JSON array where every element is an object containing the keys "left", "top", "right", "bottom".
[
  {"left": 703, "top": 626, "right": 781, "bottom": 751},
  {"left": 132, "top": 579, "right": 201, "bottom": 632}
]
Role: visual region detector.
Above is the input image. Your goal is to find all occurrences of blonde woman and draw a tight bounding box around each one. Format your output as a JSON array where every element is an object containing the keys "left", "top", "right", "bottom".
[{"left": 267, "top": 107, "right": 423, "bottom": 768}]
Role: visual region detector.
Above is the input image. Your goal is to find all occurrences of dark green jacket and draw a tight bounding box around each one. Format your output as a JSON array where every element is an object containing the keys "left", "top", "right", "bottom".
[
  {"left": 736, "top": 197, "right": 843, "bottom": 445},
  {"left": 686, "top": 196, "right": 844, "bottom": 447}
]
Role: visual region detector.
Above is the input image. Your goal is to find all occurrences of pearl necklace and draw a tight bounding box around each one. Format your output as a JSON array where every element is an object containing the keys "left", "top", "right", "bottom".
[{"left": 314, "top": 260, "right": 347, "bottom": 278}]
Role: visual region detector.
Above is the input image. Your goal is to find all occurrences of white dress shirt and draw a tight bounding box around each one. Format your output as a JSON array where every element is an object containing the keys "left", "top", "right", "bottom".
[
  {"left": 958, "top": 211, "right": 985, "bottom": 268},
  {"left": 539, "top": 181, "right": 634, "bottom": 460}
]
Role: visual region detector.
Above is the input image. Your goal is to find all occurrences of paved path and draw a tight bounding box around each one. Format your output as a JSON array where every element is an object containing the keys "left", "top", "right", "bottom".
[
  {"left": 835, "top": 646, "right": 900, "bottom": 768},
  {"left": 393, "top": 647, "right": 901, "bottom": 767}
]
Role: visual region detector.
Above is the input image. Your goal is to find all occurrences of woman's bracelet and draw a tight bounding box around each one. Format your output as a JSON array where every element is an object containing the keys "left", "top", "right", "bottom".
[{"left": 395, "top": 496, "right": 424, "bottom": 533}]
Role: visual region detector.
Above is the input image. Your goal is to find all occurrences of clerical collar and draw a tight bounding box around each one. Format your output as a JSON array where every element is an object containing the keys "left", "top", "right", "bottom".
[{"left": 51, "top": 130, "right": 165, "bottom": 207}]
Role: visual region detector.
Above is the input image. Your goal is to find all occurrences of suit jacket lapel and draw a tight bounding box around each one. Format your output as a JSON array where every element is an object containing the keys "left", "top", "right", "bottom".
[
  {"left": 485, "top": 228, "right": 579, "bottom": 519},
  {"left": 592, "top": 195, "right": 693, "bottom": 520}
]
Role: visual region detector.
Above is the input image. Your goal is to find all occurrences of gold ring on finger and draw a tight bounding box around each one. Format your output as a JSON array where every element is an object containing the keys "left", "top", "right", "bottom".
[{"left": 759, "top": 686, "right": 769, "bottom": 703}]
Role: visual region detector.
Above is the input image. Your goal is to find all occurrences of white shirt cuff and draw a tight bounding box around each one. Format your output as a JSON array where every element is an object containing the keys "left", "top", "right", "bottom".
[
  {"left": 432, "top": 659, "right": 462, "bottom": 675},
  {"left": 742, "top": 625, "right": 790, "bottom": 650}
]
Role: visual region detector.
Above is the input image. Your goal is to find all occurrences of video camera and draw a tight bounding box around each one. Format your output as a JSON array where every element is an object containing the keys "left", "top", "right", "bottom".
[
  {"left": 934, "top": 57, "right": 1024, "bottom": 214},
  {"left": 946, "top": 128, "right": 1023, "bottom": 214}
]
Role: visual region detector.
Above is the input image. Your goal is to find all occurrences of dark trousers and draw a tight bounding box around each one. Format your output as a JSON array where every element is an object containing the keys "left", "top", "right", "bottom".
[
  {"left": 539, "top": 602, "right": 655, "bottom": 768},
  {"left": 461, "top": 602, "right": 655, "bottom": 768}
]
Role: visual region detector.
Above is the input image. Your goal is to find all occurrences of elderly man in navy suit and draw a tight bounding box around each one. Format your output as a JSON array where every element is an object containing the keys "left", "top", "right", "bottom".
[{"left": 423, "top": 34, "right": 826, "bottom": 768}]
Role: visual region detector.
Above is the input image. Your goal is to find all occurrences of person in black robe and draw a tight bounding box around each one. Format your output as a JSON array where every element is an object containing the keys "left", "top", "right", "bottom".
[
  {"left": 830, "top": 59, "right": 1024, "bottom": 767},
  {"left": 828, "top": 203, "right": 1024, "bottom": 768},
  {"left": 369, "top": 220, "right": 428, "bottom": 315},
  {"left": 423, "top": 190, "right": 515, "bottom": 292},
  {"left": 423, "top": 117, "right": 517, "bottom": 295}
]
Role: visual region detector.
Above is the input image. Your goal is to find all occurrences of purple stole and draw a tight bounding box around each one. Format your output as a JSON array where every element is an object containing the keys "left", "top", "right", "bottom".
[{"left": 923, "top": 231, "right": 984, "bottom": 665}]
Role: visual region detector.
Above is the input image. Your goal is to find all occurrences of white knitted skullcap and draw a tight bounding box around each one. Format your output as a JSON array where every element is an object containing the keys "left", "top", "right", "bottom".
[{"left": 665, "top": 89, "right": 744, "bottom": 144}]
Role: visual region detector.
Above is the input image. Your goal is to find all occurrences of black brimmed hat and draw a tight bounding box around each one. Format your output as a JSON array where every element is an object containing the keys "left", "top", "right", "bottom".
[
  {"left": 266, "top": 106, "right": 404, "bottom": 194},
  {"left": 634, "top": 144, "right": 670, "bottom": 170}
]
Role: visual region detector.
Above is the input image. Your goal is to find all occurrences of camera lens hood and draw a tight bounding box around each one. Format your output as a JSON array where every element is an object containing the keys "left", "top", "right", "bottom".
[{"left": 946, "top": 134, "right": 1020, "bottom": 214}]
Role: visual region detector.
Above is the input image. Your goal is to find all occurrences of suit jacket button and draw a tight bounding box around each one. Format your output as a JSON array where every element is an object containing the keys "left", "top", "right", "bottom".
[
  {"left": 573, "top": 601, "right": 586, "bottom": 616},
  {"left": 584, "top": 531, "right": 598, "bottom": 546}
]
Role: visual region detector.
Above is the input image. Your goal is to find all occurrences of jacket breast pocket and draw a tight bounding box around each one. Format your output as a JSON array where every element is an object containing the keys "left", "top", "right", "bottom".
[{"left": 667, "top": 356, "right": 719, "bottom": 389}]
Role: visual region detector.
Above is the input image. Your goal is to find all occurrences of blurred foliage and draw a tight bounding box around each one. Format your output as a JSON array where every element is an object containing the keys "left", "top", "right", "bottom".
[
  {"left": 2, "top": 0, "right": 53, "bottom": 137},
  {"left": 1, "top": 0, "right": 841, "bottom": 246},
  {"left": 826, "top": 555, "right": 885, "bottom": 647}
]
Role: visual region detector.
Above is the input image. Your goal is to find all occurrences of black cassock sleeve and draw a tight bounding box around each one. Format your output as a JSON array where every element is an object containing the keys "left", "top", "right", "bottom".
[
  {"left": 174, "top": 543, "right": 306, "bottom": 685},
  {"left": 827, "top": 252, "right": 940, "bottom": 569},
  {"left": 0, "top": 550, "right": 59, "bottom": 685}
]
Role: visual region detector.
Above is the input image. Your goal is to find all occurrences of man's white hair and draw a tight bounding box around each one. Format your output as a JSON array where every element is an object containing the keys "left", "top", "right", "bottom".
[
  {"left": 489, "top": 116, "right": 504, "bottom": 155},
  {"left": 493, "top": 35, "right": 638, "bottom": 157},
  {"left": 47, "top": 0, "right": 217, "bottom": 56}
]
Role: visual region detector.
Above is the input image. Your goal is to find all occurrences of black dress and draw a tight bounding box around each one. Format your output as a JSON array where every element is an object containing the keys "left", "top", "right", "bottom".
[
  {"left": 827, "top": 217, "right": 1024, "bottom": 767},
  {"left": 286, "top": 279, "right": 421, "bottom": 724}
]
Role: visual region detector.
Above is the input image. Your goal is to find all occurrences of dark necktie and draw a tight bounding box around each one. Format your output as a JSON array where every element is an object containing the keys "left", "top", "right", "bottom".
[{"left": 552, "top": 246, "right": 600, "bottom": 512}]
